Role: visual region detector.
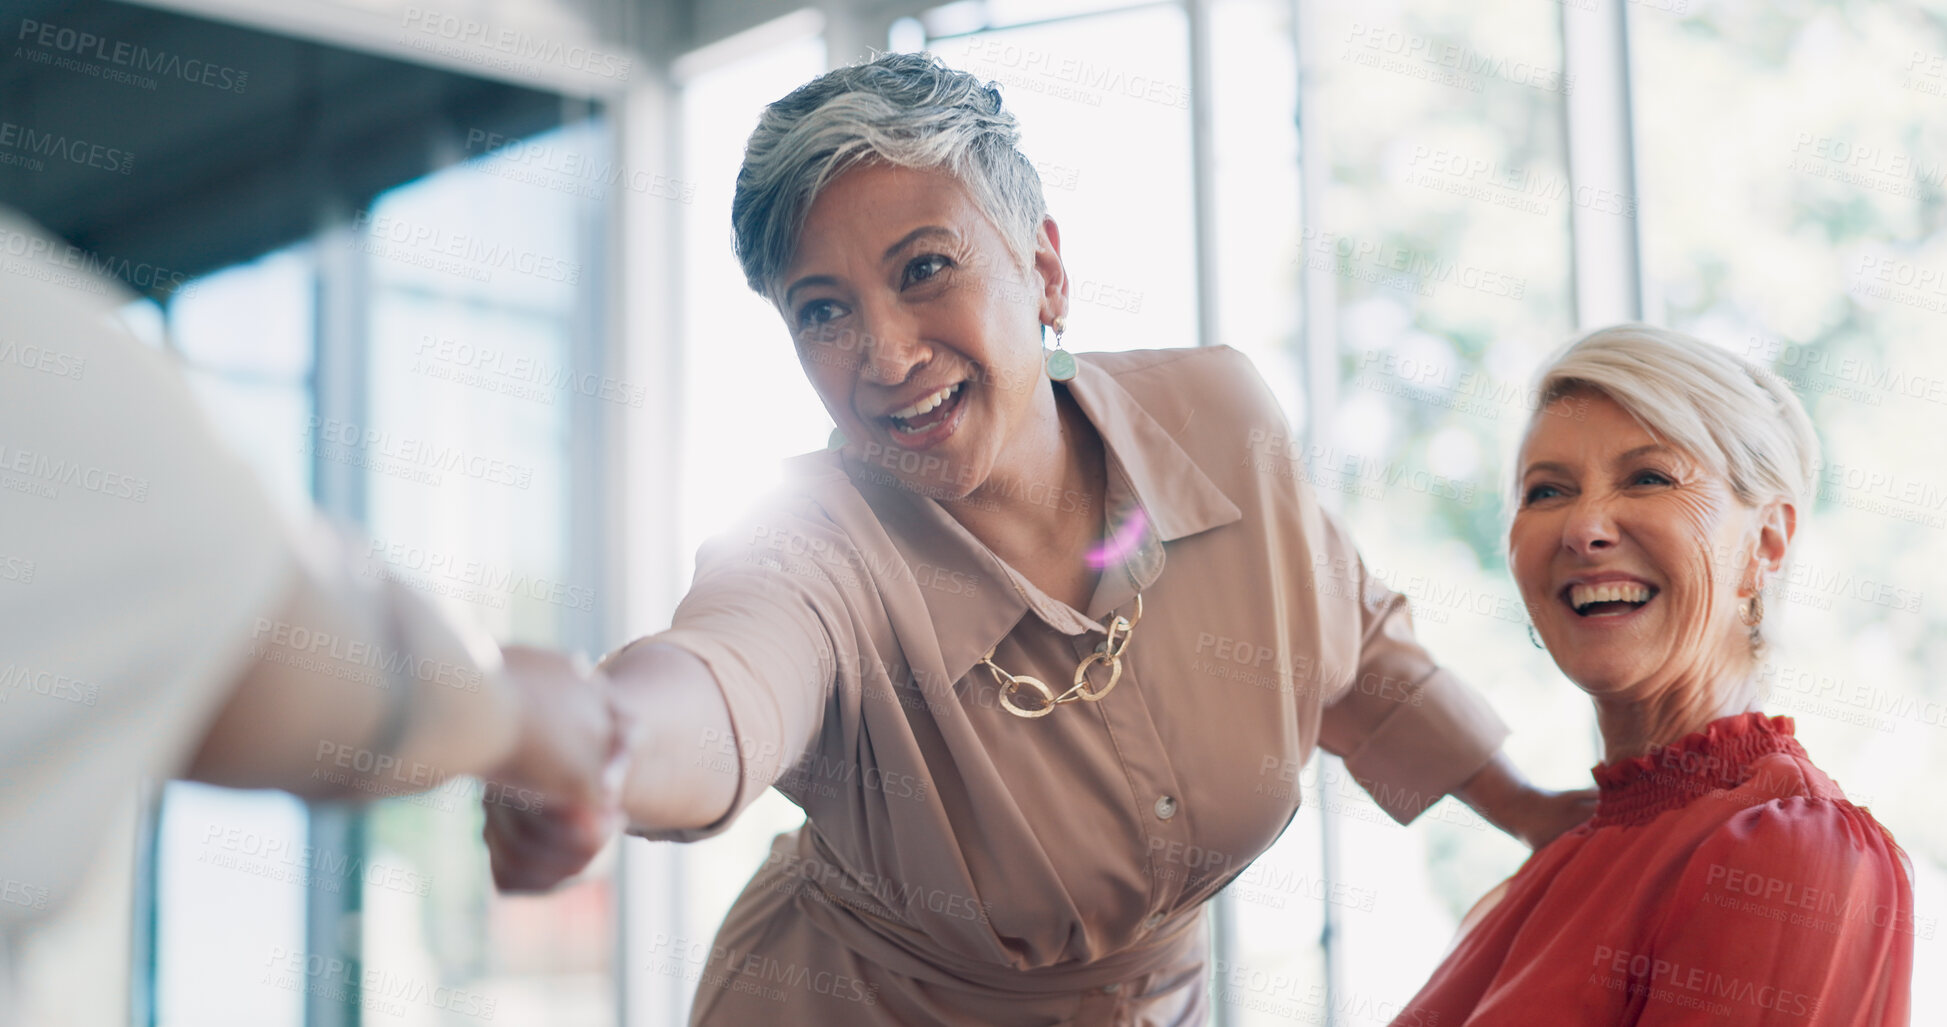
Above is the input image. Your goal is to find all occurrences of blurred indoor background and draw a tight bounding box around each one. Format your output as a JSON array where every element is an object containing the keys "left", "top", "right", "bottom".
[{"left": 2, "top": 0, "right": 1942, "bottom": 1023}]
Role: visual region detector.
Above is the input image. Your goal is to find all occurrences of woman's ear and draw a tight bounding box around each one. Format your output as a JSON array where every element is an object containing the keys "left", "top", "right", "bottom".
[
  {"left": 1033, "top": 215, "right": 1068, "bottom": 326},
  {"left": 1753, "top": 498, "right": 1795, "bottom": 580}
]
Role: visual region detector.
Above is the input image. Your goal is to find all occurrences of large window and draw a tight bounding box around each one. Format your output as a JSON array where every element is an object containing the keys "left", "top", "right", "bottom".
[
  {"left": 356, "top": 121, "right": 614, "bottom": 1026},
  {"left": 1631, "top": 1, "right": 1947, "bottom": 1017},
  {"left": 146, "top": 118, "right": 613, "bottom": 1027}
]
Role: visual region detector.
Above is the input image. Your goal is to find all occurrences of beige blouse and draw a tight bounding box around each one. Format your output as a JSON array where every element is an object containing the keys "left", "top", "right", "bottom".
[{"left": 633, "top": 346, "right": 1509, "bottom": 1026}]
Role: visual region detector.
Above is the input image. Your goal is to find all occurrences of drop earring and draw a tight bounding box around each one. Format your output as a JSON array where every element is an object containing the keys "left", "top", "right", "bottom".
[
  {"left": 1739, "top": 572, "right": 1766, "bottom": 627},
  {"left": 1043, "top": 315, "right": 1075, "bottom": 382}
]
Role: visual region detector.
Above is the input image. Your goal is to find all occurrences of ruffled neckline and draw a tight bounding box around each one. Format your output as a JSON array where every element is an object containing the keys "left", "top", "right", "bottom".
[{"left": 1588, "top": 712, "right": 1806, "bottom": 828}]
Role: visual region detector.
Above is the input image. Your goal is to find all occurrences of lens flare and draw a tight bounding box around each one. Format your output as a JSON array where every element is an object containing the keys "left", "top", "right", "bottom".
[{"left": 1085, "top": 508, "right": 1148, "bottom": 570}]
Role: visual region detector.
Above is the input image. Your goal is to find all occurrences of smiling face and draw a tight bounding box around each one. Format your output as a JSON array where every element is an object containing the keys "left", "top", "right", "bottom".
[
  {"left": 1509, "top": 389, "right": 1792, "bottom": 702},
  {"left": 774, "top": 162, "right": 1062, "bottom": 501}
]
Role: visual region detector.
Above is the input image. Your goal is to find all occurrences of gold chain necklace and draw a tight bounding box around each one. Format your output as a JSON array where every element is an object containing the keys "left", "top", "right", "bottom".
[{"left": 978, "top": 594, "right": 1144, "bottom": 718}]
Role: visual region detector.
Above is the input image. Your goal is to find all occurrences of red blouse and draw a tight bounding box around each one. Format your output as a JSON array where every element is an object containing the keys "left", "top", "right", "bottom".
[{"left": 1393, "top": 713, "right": 1914, "bottom": 1026}]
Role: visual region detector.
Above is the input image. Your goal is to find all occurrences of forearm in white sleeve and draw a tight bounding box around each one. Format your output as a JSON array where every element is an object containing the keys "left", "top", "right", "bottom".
[{"left": 187, "top": 516, "right": 523, "bottom": 799}]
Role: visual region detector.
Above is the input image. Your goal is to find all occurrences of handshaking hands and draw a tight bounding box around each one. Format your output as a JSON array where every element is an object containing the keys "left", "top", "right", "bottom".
[
  {"left": 476, "top": 639, "right": 743, "bottom": 893},
  {"left": 480, "top": 645, "right": 632, "bottom": 892}
]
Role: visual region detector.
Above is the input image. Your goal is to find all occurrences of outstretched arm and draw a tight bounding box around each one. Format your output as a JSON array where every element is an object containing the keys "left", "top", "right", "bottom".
[
  {"left": 485, "top": 520, "right": 848, "bottom": 886},
  {"left": 185, "top": 558, "right": 522, "bottom": 798},
  {"left": 184, "top": 526, "right": 627, "bottom": 894}
]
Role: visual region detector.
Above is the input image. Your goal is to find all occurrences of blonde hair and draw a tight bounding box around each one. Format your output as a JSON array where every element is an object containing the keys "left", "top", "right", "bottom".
[{"left": 1524, "top": 323, "right": 1820, "bottom": 509}]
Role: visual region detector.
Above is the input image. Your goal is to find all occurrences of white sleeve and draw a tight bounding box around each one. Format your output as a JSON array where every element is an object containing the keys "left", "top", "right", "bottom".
[{"left": 0, "top": 226, "right": 298, "bottom": 926}]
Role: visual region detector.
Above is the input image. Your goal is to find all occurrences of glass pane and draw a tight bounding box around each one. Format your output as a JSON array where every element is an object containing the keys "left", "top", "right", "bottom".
[
  {"left": 1200, "top": 2, "right": 1328, "bottom": 1013},
  {"left": 362, "top": 131, "right": 589, "bottom": 316},
  {"left": 1210, "top": 0, "right": 1307, "bottom": 428},
  {"left": 1302, "top": 0, "right": 1580, "bottom": 1019},
  {"left": 119, "top": 296, "right": 166, "bottom": 349},
  {"left": 967, "top": 0, "right": 1152, "bottom": 30},
  {"left": 154, "top": 785, "right": 309, "bottom": 1027},
  {"left": 358, "top": 121, "right": 613, "bottom": 1026},
  {"left": 153, "top": 245, "right": 320, "bottom": 1027},
  {"left": 168, "top": 243, "right": 318, "bottom": 510},
  {"left": 171, "top": 247, "right": 316, "bottom": 380},
  {"left": 180, "top": 372, "right": 315, "bottom": 510},
  {"left": 676, "top": 37, "right": 833, "bottom": 565},
  {"left": 363, "top": 289, "right": 574, "bottom": 641},
  {"left": 1632, "top": 2, "right": 1947, "bottom": 1017},
  {"left": 666, "top": 32, "right": 829, "bottom": 1025},
  {"left": 938, "top": 4, "right": 1198, "bottom": 354}
]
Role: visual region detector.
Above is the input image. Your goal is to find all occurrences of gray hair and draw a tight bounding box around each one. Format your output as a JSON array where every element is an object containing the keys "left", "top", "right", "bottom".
[
  {"left": 1521, "top": 323, "right": 1822, "bottom": 658},
  {"left": 730, "top": 51, "right": 1047, "bottom": 299}
]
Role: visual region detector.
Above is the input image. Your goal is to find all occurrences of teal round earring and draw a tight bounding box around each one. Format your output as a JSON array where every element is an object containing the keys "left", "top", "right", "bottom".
[
  {"left": 1043, "top": 316, "right": 1075, "bottom": 382},
  {"left": 828, "top": 426, "right": 845, "bottom": 451}
]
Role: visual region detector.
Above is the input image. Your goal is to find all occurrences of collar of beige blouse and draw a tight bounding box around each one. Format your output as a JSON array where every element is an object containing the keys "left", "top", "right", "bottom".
[{"left": 814, "top": 350, "right": 1245, "bottom": 694}]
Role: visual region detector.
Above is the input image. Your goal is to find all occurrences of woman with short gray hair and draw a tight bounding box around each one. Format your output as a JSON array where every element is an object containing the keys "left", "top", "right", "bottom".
[
  {"left": 487, "top": 51, "right": 1590, "bottom": 1025},
  {"left": 1392, "top": 324, "right": 1913, "bottom": 1025}
]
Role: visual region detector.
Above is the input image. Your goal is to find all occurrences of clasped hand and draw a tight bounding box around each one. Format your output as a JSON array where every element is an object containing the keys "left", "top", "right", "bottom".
[{"left": 480, "top": 645, "right": 632, "bottom": 892}]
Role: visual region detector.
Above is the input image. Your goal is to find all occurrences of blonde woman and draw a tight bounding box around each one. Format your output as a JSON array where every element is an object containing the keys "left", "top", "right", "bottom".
[{"left": 1393, "top": 325, "right": 1913, "bottom": 1026}]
